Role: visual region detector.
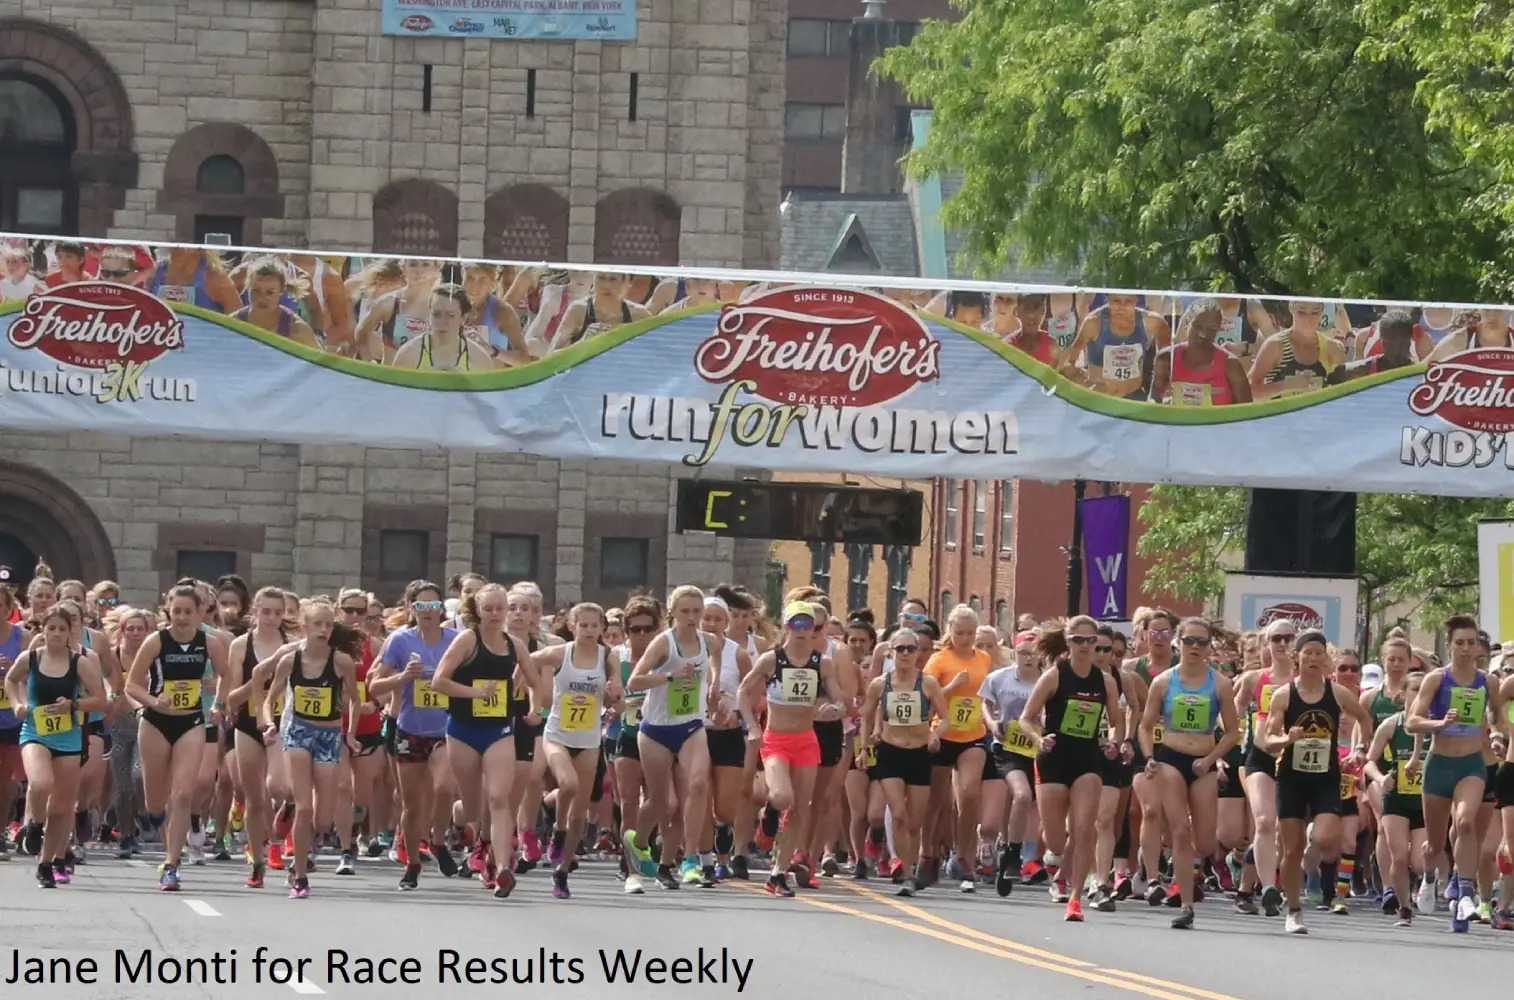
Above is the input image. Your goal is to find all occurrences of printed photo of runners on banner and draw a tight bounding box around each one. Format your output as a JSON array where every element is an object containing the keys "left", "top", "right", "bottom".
[{"left": 1, "top": 235, "right": 1512, "bottom": 495}]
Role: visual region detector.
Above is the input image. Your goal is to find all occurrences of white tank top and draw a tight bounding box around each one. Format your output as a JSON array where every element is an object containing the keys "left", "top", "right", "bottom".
[
  {"left": 704, "top": 636, "right": 741, "bottom": 728},
  {"left": 641, "top": 628, "right": 710, "bottom": 727},
  {"left": 544, "top": 644, "right": 607, "bottom": 749}
]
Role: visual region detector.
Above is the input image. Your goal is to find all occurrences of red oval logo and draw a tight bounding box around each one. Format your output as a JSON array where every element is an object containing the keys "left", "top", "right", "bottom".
[
  {"left": 695, "top": 288, "right": 940, "bottom": 407},
  {"left": 401, "top": 14, "right": 434, "bottom": 30},
  {"left": 7, "top": 282, "right": 185, "bottom": 370},
  {"left": 1407, "top": 347, "right": 1514, "bottom": 433},
  {"left": 1255, "top": 603, "right": 1324, "bottom": 632}
]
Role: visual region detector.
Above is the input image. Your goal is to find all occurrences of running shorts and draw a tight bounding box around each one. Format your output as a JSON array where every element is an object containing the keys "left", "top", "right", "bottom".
[
  {"left": 1276, "top": 772, "right": 1341, "bottom": 821},
  {"left": 872, "top": 741, "right": 932, "bottom": 787},
  {"left": 814, "top": 719, "right": 845, "bottom": 769},
  {"left": 1422, "top": 750, "right": 1485, "bottom": 800},
  {"left": 760, "top": 728, "right": 820, "bottom": 769},
  {"left": 1036, "top": 738, "right": 1104, "bottom": 787},
  {"left": 1495, "top": 761, "right": 1514, "bottom": 810},
  {"left": 708, "top": 726, "right": 747, "bottom": 769}
]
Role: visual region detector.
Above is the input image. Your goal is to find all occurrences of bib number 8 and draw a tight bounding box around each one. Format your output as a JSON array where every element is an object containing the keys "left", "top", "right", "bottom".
[{"left": 669, "top": 679, "right": 698, "bottom": 718}]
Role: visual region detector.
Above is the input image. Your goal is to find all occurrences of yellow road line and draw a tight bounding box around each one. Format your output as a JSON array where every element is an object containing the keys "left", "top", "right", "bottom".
[{"left": 725, "top": 880, "right": 1245, "bottom": 1000}]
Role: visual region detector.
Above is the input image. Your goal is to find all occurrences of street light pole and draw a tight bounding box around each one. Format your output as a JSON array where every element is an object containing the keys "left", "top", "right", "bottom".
[{"left": 1067, "top": 478, "right": 1086, "bottom": 617}]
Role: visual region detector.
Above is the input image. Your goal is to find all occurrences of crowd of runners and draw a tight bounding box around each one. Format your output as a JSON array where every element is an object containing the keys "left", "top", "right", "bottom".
[
  {"left": 4, "top": 240, "right": 1510, "bottom": 399},
  {"left": 1, "top": 565, "right": 1512, "bottom": 938}
]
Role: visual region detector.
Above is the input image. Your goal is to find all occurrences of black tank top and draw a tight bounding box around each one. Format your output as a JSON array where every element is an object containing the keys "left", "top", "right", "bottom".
[
  {"left": 151, "top": 628, "right": 208, "bottom": 715},
  {"left": 289, "top": 647, "right": 342, "bottom": 723},
  {"left": 238, "top": 629, "right": 286, "bottom": 729},
  {"left": 451, "top": 628, "right": 517, "bottom": 725},
  {"left": 1046, "top": 659, "right": 1107, "bottom": 742},
  {"left": 28, "top": 649, "right": 81, "bottom": 713},
  {"left": 1275, "top": 679, "right": 1340, "bottom": 779},
  {"left": 768, "top": 647, "right": 823, "bottom": 707},
  {"left": 511, "top": 634, "right": 540, "bottom": 719}
]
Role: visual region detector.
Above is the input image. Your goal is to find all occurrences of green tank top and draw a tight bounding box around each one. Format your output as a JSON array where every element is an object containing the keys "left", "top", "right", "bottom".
[
  {"left": 1382, "top": 715, "right": 1422, "bottom": 802},
  {"left": 1369, "top": 685, "right": 1399, "bottom": 728}
]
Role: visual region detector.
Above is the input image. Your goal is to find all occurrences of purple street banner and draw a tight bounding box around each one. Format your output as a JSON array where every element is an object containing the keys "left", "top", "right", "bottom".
[{"left": 1082, "top": 494, "right": 1131, "bottom": 620}]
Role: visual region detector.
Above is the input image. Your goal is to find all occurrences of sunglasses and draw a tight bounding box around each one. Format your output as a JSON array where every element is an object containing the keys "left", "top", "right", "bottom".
[
  {"left": 1068, "top": 635, "right": 1098, "bottom": 645},
  {"left": 626, "top": 624, "right": 656, "bottom": 635},
  {"left": 892, "top": 644, "right": 919, "bottom": 654},
  {"left": 1094, "top": 645, "right": 1112, "bottom": 654},
  {"left": 788, "top": 619, "right": 816, "bottom": 630},
  {"left": 99, "top": 268, "right": 132, "bottom": 279},
  {"left": 1336, "top": 665, "right": 1361, "bottom": 673},
  {"left": 96, "top": 596, "right": 120, "bottom": 607},
  {"left": 901, "top": 612, "right": 926, "bottom": 623},
  {"left": 1270, "top": 634, "right": 1295, "bottom": 643},
  {"left": 1180, "top": 636, "right": 1212, "bottom": 647},
  {"left": 412, "top": 600, "right": 444, "bottom": 612},
  {"left": 341, "top": 605, "right": 367, "bottom": 615}
]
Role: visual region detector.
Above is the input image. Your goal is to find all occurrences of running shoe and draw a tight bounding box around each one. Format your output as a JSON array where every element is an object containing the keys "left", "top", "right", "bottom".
[
  {"left": 70, "top": 843, "right": 86, "bottom": 867},
  {"left": 1394, "top": 906, "right": 1414, "bottom": 927},
  {"left": 1093, "top": 885, "right": 1117, "bottom": 912},
  {"left": 1381, "top": 887, "right": 1398, "bottom": 915},
  {"left": 656, "top": 864, "right": 681, "bottom": 890},
  {"left": 21, "top": 822, "right": 42, "bottom": 857},
  {"left": 229, "top": 801, "right": 245, "bottom": 834},
  {"left": 897, "top": 877, "right": 917, "bottom": 897},
  {"left": 1233, "top": 892, "right": 1259, "bottom": 915},
  {"left": 36, "top": 861, "right": 55, "bottom": 888},
  {"left": 521, "top": 830, "right": 543, "bottom": 864},
  {"left": 1111, "top": 873, "right": 1133, "bottom": 900},
  {"left": 851, "top": 860, "right": 869, "bottom": 881},
  {"left": 212, "top": 839, "right": 231, "bottom": 863},
  {"left": 821, "top": 852, "right": 840, "bottom": 878},
  {"left": 766, "top": 873, "right": 796, "bottom": 897},
  {"left": 787, "top": 851, "right": 813, "bottom": 889},
  {"left": 1415, "top": 877, "right": 1437, "bottom": 913},
  {"left": 1172, "top": 905, "right": 1195, "bottom": 929},
  {"left": 433, "top": 843, "right": 458, "bottom": 878},
  {"left": 1490, "top": 909, "right": 1513, "bottom": 931},
  {"left": 1284, "top": 910, "right": 1307, "bottom": 935},
  {"left": 680, "top": 856, "right": 701, "bottom": 884},
  {"left": 267, "top": 841, "right": 286, "bottom": 871},
  {"left": 1474, "top": 899, "right": 1492, "bottom": 924},
  {"left": 548, "top": 830, "right": 567, "bottom": 865},
  {"left": 1330, "top": 899, "right": 1349, "bottom": 916},
  {"left": 623, "top": 830, "right": 657, "bottom": 877},
  {"left": 1145, "top": 881, "right": 1167, "bottom": 907},
  {"left": 398, "top": 863, "right": 421, "bottom": 891},
  {"left": 52, "top": 859, "right": 71, "bottom": 885},
  {"left": 289, "top": 876, "right": 309, "bottom": 900},
  {"left": 1020, "top": 859, "right": 1048, "bottom": 885},
  {"left": 1064, "top": 899, "right": 1084, "bottom": 922},
  {"left": 700, "top": 863, "right": 717, "bottom": 888},
  {"left": 493, "top": 869, "right": 517, "bottom": 899},
  {"left": 467, "top": 844, "right": 489, "bottom": 875},
  {"left": 117, "top": 836, "right": 135, "bottom": 861},
  {"left": 1260, "top": 885, "right": 1283, "bottom": 917},
  {"left": 552, "top": 871, "right": 570, "bottom": 899},
  {"left": 1050, "top": 877, "right": 1070, "bottom": 903},
  {"left": 730, "top": 854, "right": 750, "bottom": 881},
  {"left": 335, "top": 851, "right": 356, "bottom": 876},
  {"left": 624, "top": 874, "right": 645, "bottom": 895},
  {"left": 246, "top": 864, "right": 265, "bottom": 889},
  {"left": 186, "top": 830, "right": 206, "bottom": 866},
  {"left": 994, "top": 859, "right": 1016, "bottom": 897},
  {"left": 159, "top": 865, "right": 181, "bottom": 892}
]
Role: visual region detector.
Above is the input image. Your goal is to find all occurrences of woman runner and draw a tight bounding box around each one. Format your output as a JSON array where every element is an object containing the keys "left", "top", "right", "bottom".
[
  {"left": 980, "top": 629, "right": 1044, "bottom": 897},
  {"left": 611, "top": 594, "right": 661, "bottom": 894},
  {"left": 922, "top": 605, "right": 994, "bottom": 893},
  {"left": 226, "top": 587, "right": 293, "bottom": 888},
  {"left": 1364, "top": 671, "right": 1428, "bottom": 927}
]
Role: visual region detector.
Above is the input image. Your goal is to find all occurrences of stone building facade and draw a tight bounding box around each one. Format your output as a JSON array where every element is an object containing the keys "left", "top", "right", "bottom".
[{"left": 0, "top": 0, "right": 788, "bottom": 606}]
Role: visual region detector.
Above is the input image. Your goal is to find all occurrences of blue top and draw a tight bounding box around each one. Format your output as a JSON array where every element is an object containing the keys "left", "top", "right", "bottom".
[
  {"left": 151, "top": 257, "right": 221, "bottom": 311},
  {"left": 1161, "top": 666, "right": 1218, "bottom": 736},
  {"left": 19, "top": 650, "right": 84, "bottom": 753},
  {"left": 80, "top": 628, "right": 105, "bottom": 725},
  {"left": 1086, "top": 307, "right": 1150, "bottom": 401},
  {"left": 1429, "top": 669, "right": 1488, "bottom": 739},
  {"left": 0, "top": 623, "right": 23, "bottom": 729},
  {"left": 380, "top": 626, "right": 459, "bottom": 738}
]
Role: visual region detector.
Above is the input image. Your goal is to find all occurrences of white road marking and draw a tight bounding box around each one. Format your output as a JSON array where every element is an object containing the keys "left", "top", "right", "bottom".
[
  {"left": 126, "top": 859, "right": 149, "bottom": 868},
  {"left": 183, "top": 898, "right": 221, "bottom": 917},
  {"left": 288, "top": 982, "right": 326, "bottom": 995}
]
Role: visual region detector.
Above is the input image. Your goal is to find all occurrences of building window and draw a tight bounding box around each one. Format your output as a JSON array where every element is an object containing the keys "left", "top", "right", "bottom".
[
  {"left": 808, "top": 541, "right": 833, "bottom": 593},
  {"left": 766, "top": 558, "right": 788, "bottom": 617},
  {"left": 787, "top": 19, "right": 849, "bottom": 57},
  {"left": 196, "top": 155, "right": 246, "bottom": 196},
  {"left": 379, "top": 529, "right": 428, "bottom": 581},
  {"left": 940, "top": 590, "right": 954, "bottom": 620},
  {"left": 995, "top": 599, "right": 1010, "bottom": 630},
  {"left": 176, "top": 550, "right": 236, "bottom": 583},
  {"left": 0, "top": 75, "right": 76, "bottom": 235},
  {"left": 1000, "top": 480, "right": 1014, "bottom": 553},
  {"left": 784, "top": 103, "right": 846, "bottom": 141},
  {"left": 943, "top": 479, "right": 958, "bottom": 548},
  {"left": 194, "top": 215, "right": 243, "bottom": 244},
  {"left": 490, "top": 533, "right": 538, "bottom": 586},
  {"left": 973, "top": 481, "right": 988, "bottom": 550},
  {"left": 601, "top": 537, "right": 651, "bottom": 590},
  {"left": 894, "top": 106, "right": 921, "bottom": 143},
  {"left": 884, "top": 545, "right": 912, "bottom": 622},
  {"left": 845, "top": 543, "right": 872, "bottom": 615}
]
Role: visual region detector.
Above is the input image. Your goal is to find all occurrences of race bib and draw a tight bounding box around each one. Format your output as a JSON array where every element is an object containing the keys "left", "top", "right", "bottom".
[
  {"left": 1102, "top": 342, "right": 1143, "bottom": 382},
  {"left": 668, "top": 679, "right": 699, "bottom": 718},
  {"left": 1448, "top": 685, "right": 1486, "bottom": 726},
  {"left": 1152, "top": 722, "right": 1165, "bottom": 745},
  {"left": 159, "top": 284, "right": 191, "bottom": 303},
  {"left": 164, "top": 679, "right": 200, "bottom": 711},
  {"left": 1172, "top": 382, "right": 1212, "bottom": 407},
  {"left": 34, "top": 705, "right": 72, "bottom": 736},
  {"left": 271, "top": 692, "right": 286, "bottom": 718},
  {"left": 1059, "top": 698, "right": 1102, "bottom": 739},
  {"left": 560, "top": 692, "right": 599, "bottom": 732},
  {"left": 948, "top": 696, "right": 982, "bottom": 732},
  {"left": 1395, "top": 760, "right": 1424, "bottom": 796},
  {"left": 294, "top": 685, "right": 332, "bottom": 719},
  {"left": 885, "top": 690, "right": 921, "bottom": 727},
  {"left": 622, "top": 700, "right": 643, "bottom": 727},
  {"left": 472, "top": 679, "right": 508, "bottom": 718},
  {"left": 1002, "top": 720, "right": 1037, "bottom": 757},
  {"left": 1171, "top": 693, "right": 1213, "bottom": 733},
  {"left": 0, "top": 686, "right": 10, "bottom": 711},
  {"left": 1339, "top": 772, "right": 1358, "bottom": 799},
  {"left": 780, "top": 667, "right": 818, "bottom": 705},
  {"left": 355, "top": 681, "right": 368, "bottom": 704},
  {"left": 1257, "top": 684, "right": 1275, "bottom": 715},
  {"left": 415, "top": 678, "right": 449, "bottom": 710},
  {"left": 398, "top": 314, "right": 428, "bottom": 345},
  {"left": 863, "top": 743, "right": 878, "bottom": 768},
  {"left": 1292, "top": 737, "right": 1330, "bottom": 773}
]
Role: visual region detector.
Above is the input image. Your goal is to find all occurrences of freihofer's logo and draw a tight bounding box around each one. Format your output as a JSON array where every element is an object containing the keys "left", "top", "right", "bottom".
[
  {"left": 1255, "top": 603, "right": 1324, "bottom": 632},
  {"left": 1401, "top": 347, "right": 1514, "bottom": 469},
  {"left": 4, "top": 282, "right": 192, "bottom": 404},
  {"left": 695, "top": 288, "right": 940, "bottom": 408},
  {"left": 600, "top": 286, "right": 1018, "bottom": 467}
]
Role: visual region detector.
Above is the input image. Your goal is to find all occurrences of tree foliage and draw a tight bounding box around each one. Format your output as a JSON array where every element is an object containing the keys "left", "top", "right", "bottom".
[
  {"left": 881, "top": 0, "right": 1501, "bottom": 298},
  {"left": 1137, "top": 486, "right": 1512, "bottom": 628}
]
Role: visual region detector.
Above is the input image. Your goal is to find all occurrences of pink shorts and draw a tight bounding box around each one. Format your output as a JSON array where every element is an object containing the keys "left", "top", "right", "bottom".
[{"left": 760, "top": 728, "right": 820, "bottom": 769}]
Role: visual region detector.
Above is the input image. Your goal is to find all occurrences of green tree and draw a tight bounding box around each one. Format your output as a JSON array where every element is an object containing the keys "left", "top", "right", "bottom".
[
  {"left": 1137, "top": 485, "right": 1511, "bottom": 627},
  {"left": 881, "top": 0, "right": 1499, "bottom": 297}
]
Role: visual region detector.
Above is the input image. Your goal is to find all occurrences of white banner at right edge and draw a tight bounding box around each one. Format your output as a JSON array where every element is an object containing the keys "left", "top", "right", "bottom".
[
  {"left": 1476, "top": 519, "right": 1514, "bottom": 646},
  {"left": 1223, "top": 573, "right": 1361, "bottom": 650}
]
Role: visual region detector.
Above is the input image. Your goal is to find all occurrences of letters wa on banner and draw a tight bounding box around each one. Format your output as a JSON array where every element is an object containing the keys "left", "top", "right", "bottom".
[
  {"left": 6, "top": 236, "right": 1514, "bottom": 497},
  {"left": 1081, "top": 494, "right": 1130, "bottom": 621}
]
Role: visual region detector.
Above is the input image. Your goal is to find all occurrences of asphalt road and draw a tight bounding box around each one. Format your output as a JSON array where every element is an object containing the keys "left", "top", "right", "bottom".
[{"left": 2, "top": 850, "right": 1510, "bottom": 1000}]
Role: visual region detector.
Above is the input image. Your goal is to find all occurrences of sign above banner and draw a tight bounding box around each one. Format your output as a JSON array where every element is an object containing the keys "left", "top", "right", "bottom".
[
  {"left": 4, "top": 235, "right": 1514, "bottom": 498},
  {"left": 380, "top": 0, "right": 636, "bottom": 40}
]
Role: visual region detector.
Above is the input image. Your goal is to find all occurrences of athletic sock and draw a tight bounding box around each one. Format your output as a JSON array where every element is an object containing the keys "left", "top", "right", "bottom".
[
  {"left": 1320, "top": 859, "right": 1339, "bottom": 903},
  {"left": 1337, "top": 853, "right": 1356, "bottom": 898}
]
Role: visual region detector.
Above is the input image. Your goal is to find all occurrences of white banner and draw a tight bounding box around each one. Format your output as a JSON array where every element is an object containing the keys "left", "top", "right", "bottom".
[
  {"left": 1477, "top": 519, "right": 1514, "bottom": 646},
  {"left": 1222, "top": 573, "right": 1361, "bottom": 650}
]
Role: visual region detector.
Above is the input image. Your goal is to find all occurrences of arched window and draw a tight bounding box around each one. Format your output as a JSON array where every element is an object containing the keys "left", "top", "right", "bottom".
[
  {"left": 594, "top": 188, "right": 681, "bottom": 265},
  {"left": 0, "top": 74, "right": 74, "bottom": 233},
  {"left": 196, "top": 155, "right": 245, "bottom": 196},
  {"left": 372, "top": 179, "right": 459, "bottom": 255}
]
